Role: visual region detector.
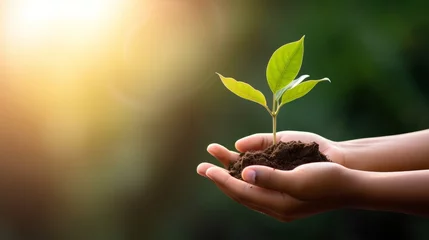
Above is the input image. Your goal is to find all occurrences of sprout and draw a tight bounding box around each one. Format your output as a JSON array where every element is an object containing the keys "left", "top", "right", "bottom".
[{"left": 216, "top": 36, "right": 330, "bottom": 145}]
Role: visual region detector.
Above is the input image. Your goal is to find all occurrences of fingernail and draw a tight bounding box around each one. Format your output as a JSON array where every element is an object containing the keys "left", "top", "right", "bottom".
[{"left": 243, "top": 169, "right": 256, "bottom": 184}]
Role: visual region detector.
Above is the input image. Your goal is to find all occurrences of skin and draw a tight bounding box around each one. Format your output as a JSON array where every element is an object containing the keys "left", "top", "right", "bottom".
[{"left": 196, "top": 130, "right": 429, "bottom": 222}]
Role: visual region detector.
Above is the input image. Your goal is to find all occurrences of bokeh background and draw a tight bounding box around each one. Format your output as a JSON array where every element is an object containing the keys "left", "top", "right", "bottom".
[{"left": 1, "top": 0, "right": 429, "bottom": 239}]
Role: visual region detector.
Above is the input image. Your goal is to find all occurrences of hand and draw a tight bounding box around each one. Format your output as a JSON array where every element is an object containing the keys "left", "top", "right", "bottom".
[
  {"left": 200, "top": 131, "right": 346, "bottom": 171},
  {"left": 235, "top": 131, "right": 346, "bottom": 167},
  {"left": 197, "top": 161, "right": 356, "bottom": 222},
  {"left": 196, "top": 131, "right": 352, "bottom": 221}
]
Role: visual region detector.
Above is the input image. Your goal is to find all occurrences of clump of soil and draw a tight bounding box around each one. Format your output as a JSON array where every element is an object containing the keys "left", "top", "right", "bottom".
[{"left": 228, "top": 141, "right": 331, "bottom": 180}]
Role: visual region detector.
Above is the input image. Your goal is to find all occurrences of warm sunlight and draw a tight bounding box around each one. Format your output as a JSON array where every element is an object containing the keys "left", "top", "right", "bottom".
[
  {"left": 3, "top": 0, "right": 119, "bottom": 44},
  {"left": 1, "top": 0, "right": 123, "bottom": 87},
  {"left": 0, "top": 0, "right": 229, "bottom": 160}
]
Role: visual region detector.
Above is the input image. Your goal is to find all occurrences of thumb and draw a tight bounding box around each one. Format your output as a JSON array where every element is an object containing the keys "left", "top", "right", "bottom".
[
  {"left": 242, "top": 165, "right": 296, "bottom": 193},
  {"left": 235, "top": 133, "right": 276, "bottom": 152}
]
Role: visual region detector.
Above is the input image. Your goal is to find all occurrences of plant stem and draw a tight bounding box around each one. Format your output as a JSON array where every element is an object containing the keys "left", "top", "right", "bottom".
[
  {"left": 272, "top": 95, "right": 277, "bottom": 145},
  {"left": 272, "top": 113, "right": 277, "bottom": 145}
]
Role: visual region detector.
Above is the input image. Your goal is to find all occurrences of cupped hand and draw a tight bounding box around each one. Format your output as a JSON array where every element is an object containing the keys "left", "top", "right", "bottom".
[
  {"left": 196, "top": 131, "right": 353, "bottom": 221},
  {"left": 197, "top": 161, "right": 356, "bottom": 222},
  {"left": 198, "top": 131, "right": 345, "bottom": 173},
  {"left": 235, "top": 131, "right": 345, "bottom": 166}
]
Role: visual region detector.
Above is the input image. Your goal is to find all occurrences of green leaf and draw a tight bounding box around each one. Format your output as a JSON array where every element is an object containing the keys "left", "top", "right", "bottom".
[
  {"left": 266, "top": 36, "right": 305, "bottom": 93},
  {"left": 216, "top": 73, "right": 267, "bottom": 107},
  {"left": 274, "top": 74, "right": 309, "bottom": 101},
  {"left": 281, "top": 78, "right": 330, "bottom": 106}
]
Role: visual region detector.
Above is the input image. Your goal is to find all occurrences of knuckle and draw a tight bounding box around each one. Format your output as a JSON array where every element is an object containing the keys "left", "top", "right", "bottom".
[
  {"left": 265, "top": 168, "right": 275, "bottom": 184},
  {"left": 222, "top": 174, "right": 232, "bottom": 187},
  {"left": 264, "top": 168, "right": 283, "bottom": 189}
]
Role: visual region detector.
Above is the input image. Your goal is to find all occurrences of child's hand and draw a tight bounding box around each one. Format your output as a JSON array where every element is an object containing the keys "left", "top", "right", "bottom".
[{"left": 197, "top": 161, "right": 355, "bottom": 222}]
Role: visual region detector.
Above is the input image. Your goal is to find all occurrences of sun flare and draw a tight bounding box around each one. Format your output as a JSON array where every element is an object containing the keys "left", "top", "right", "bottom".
[{"left": 3, "top": 0, "right": 119, "bottom": 44}]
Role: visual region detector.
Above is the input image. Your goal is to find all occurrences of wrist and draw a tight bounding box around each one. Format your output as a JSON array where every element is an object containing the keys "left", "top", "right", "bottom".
[
  {"left": 339, "top": 168, "right": 385, "bottom": 211},
  {"left": 337, "top": 168, "right": 429, "bottom": 216},
  {"left": 335, "top": 139, "right": 373, "bottom": 171},
  {"left": 337, "top": 166, "right": 369, "bottom": 208},
  {"left": 330, "top": 139, "right": 350, "bottom": 168},
  {"left": 335, "top": 140, "right": 351, "bottom": 169}
]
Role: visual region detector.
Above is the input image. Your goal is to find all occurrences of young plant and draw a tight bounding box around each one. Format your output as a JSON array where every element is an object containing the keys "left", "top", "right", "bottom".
[{"left": 216, "top": 36, "right": 330, "bottom": 145}]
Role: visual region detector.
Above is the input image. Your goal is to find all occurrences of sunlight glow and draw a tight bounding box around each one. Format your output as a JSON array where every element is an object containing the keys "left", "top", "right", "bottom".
[{"left": 3, "top": 0, "right": 119, "bottom": 45}]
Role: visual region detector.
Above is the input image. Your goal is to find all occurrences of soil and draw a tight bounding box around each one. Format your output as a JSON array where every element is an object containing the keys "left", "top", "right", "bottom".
[{"left": 228, "top": 141, "right": 331, "bottom": 180}]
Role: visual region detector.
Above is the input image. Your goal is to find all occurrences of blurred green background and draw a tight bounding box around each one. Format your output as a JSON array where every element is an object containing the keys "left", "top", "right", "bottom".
[{"left": 1, "top": 0, "right": 429, "bottom": 239}]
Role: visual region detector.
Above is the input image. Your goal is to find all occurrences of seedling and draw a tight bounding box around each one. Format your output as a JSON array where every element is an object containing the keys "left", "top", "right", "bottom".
[{"left": 216, "top": 36, "right": 330, "bottom": 145}]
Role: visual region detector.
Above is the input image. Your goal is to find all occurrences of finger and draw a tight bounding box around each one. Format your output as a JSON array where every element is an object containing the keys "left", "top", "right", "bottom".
[
  {"left": 242, "top": 165, "right": 295, "bottom": 193},
  {"left": 215, "top": 182, "right": 295, "bottom": 222},
  {"left": 239, "top": 165, "right": 334, "bottom": 217},
  {"left": 235, "top": 133, "right": 278, "bottom": 152},
  {"left": 236, "top": 131, "right": 326, "bottom": 153},
  {"left": 196, "top": 162, "right": 218, "bottom": 177},
  {"left": 275, "top": 131, "right": 322, "bottom": 145},
  {"left": 205, "top": 166, "right": 286, "bottom": 210},
  {"left": 205, "top": 166, "right": 292, "bottom": 221},
  {"left": 207, "top": 143, "right": 239, "bottom": 167},
  {"left": 206, "top": 166, "right": 305, "bottom": 221},
  {"left": 206, "top": 166, "right": 328, "bottom": 220},
  {"left": 209, "top": 178, "right": 286, "bottom": 220}
]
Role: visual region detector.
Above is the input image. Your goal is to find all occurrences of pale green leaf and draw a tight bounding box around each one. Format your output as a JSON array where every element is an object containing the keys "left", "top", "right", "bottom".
[
  {"left": 216, "top": 73, "right": 267, "bottom": 107},
  {"left": 274, "top": 74, "right": 309, "bottom": 101},
  {"left": 266, "top": 36, "right": 305, "bottom": 93},
  {"left": 281, "top": 78, "right": 331, "bottom": 106}
]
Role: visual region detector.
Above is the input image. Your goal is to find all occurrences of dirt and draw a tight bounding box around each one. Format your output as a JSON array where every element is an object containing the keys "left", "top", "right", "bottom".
[{"left": 228, "top": 141, "right": 331, "bottom": 180}]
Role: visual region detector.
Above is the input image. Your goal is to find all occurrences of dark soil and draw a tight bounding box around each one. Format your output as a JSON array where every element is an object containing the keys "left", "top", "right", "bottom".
[{"left": 228, "top": 141, "right": 331, "bottom": 180}]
